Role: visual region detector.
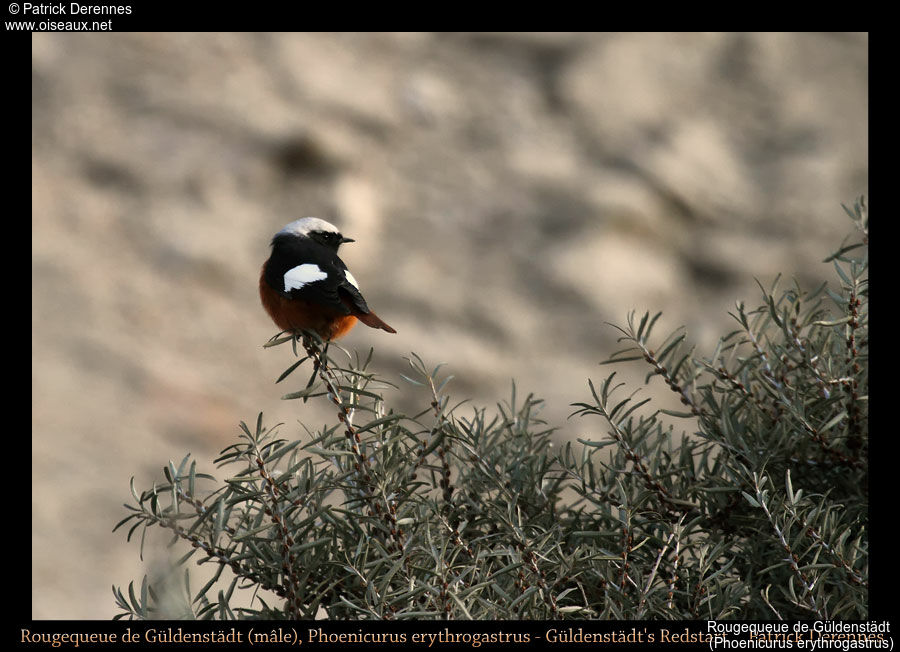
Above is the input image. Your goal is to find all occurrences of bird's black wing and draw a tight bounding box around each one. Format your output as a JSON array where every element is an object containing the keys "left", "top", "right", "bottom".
[
  {"left": 332, "top": 257, "right": 371, "bottom": 315},
  {"left": 264, "top": 236, "right": 370, "bottom": 315}
]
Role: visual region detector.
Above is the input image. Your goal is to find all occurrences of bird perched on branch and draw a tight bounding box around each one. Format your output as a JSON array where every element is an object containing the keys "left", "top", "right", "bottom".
[{"left": 259, "top": 217, "right": 396, "bottom": 341}]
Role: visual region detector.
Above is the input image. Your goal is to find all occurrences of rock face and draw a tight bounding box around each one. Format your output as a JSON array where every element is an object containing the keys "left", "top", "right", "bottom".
[{"left": 31, "top": 32, "right": 867, "bottom": 618}]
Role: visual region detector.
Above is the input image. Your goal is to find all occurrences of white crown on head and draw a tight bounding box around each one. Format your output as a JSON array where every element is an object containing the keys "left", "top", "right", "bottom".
[{"left": 277, "top": 217, "right": 341, "bottom": 237}]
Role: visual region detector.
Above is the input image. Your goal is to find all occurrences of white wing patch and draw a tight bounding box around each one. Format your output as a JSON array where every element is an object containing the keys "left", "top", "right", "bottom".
[
  {"left": 344, "top": 270, "right": 360, "bottom": 290},
  {"left": 284, "top": 264, "right": 328, "bottom": 292}
]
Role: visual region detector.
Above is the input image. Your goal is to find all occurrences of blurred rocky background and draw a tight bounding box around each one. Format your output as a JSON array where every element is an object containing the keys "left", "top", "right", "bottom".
[{"left": 32, "top": 32, "right": 867, "bottom": 618}]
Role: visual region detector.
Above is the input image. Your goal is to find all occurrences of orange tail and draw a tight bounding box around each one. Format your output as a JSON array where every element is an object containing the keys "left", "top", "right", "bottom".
[{"left": 355, "top": 309, "right": 397, "bottom": 334}]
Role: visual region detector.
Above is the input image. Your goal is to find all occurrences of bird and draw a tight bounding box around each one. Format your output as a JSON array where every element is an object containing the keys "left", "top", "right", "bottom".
[{"left": 259, "top": 217, "right": 397, "bottom": 341}]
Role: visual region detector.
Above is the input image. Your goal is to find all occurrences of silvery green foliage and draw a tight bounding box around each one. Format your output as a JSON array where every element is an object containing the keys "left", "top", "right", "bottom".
[{"left": 115, "top": 200, "right": 867, "bottom": 620}]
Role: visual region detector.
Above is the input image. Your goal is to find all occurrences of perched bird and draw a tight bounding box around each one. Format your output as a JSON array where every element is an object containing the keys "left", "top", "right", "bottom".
[{"left": 259, "top": 217, "right": 396, "bottom": 341}]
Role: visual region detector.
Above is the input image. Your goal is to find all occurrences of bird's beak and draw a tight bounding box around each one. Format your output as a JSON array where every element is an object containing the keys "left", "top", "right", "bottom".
[{"left": 341, "top": 236, "right": 356, "bottom": 244}]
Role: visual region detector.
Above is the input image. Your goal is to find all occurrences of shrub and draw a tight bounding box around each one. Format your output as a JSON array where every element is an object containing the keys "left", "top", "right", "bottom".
[{"left": 115, "top": 199, "right": 868, "bottom": 620}]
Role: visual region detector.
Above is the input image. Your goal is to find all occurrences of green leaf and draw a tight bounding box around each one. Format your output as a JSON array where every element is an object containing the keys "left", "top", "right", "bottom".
[
  {"left": 281, "top": 387, "right": 328, "bottom": 400},
  {"left": 741, "top": 491, "right": 760, "bottom": 508},
  {"left": 276, "top": 358, "right": 307, "bottom": 383}
]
